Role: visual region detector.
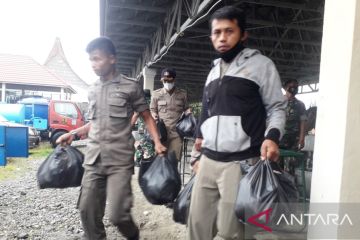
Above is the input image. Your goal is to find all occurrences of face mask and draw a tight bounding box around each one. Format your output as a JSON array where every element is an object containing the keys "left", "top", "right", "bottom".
[
  {"left": 218, "top": 42, "right": 245, "bottom": 63},
  {"left": 287, "top": 87, "right": 298, "bottom": 95},
  {"left": 163, "top": 82, "right": 175, "bottom": 91}
]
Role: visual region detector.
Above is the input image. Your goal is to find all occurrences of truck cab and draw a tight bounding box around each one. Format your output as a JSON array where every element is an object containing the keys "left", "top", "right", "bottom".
[{"left": 48, "top": 100, "right": 85, "bottom": 147}]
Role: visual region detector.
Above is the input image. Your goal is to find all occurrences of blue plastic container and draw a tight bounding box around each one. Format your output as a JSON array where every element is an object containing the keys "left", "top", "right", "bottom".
[
  {"left": 0, "top": 125, "right": 5, "bottom": 166},
  {"left": 32, "top": 117, "right": 48, "bottom": 130},
  {"left": 0, "top": 104, "right": 26, "bottom": 124},
  {"left": 33, "top": 104, "right": 48, "bottom": 120},
  {"left": 0, "top": 123, "right": 29, "bottom": 166}
]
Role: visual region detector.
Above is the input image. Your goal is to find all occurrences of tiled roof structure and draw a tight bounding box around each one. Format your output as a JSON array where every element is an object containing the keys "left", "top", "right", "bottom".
[
  {"left": 44, "top": 38, "right": 89, "bottom": 91},
  {"left": 0, "top": 53, "right": 74, "bottom": 92}
]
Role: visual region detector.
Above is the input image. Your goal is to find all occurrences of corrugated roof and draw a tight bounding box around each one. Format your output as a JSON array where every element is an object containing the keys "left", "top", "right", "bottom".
[{"left": 0, "top": 53, "right": 75, "bottom": 92}]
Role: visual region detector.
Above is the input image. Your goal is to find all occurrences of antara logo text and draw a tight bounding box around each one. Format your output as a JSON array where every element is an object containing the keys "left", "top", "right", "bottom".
[
  {"left": 277, "top": 213, "right": 353, "bottom": 226},
  {"left": 247, "top": 208, "right": 353, "bottom": 233}
]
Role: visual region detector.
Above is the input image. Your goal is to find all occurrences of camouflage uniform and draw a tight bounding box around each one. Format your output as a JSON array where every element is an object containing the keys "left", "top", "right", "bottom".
[
  {"left": 134, "top": 96, "right": 155, "bottom": 164},
  {"left": 280, "top": 98, "right": 307, "bottom": 150}
]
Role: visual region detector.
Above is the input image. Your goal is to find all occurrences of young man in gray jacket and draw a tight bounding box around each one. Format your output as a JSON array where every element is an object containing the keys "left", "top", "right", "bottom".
[{"left": 187, "top": 6, "right": 286, "bottom": 240}]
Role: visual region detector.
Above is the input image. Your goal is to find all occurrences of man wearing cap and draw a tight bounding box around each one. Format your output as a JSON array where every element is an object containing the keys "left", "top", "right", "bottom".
[{"left": 150, "top": 68, "right": 190, "bottom": 161}]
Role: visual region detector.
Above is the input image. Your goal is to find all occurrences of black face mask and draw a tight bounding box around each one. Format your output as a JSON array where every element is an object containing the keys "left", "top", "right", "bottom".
[
  {"left": 287, "top": 87, "right": 298, "bottom": 95},
  {"left": 218, "top": 42, "right": 244, "bottom": 63}
]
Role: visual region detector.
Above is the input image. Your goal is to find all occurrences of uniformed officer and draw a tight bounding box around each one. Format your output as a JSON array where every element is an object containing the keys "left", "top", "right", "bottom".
[
  {"left": 280, "top": 79, "right": 307, "bottom": 150},
  {"left": 150, "top": 68, "right": 190, "bottom": 161},
  {"left": 57, "top": 37, "right": 166, "bottom": 240}
]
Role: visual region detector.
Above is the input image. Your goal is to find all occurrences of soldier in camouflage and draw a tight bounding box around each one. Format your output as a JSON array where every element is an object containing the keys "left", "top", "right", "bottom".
[
  {"left": 131, "top": 89, "right": 155, "bottom": 165},
  {"left": 280, "top": 79, "right": 307, "bottom": 151}
]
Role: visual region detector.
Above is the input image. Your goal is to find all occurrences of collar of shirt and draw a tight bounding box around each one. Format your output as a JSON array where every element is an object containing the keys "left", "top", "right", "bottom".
[{"left": 98, "top": 72, "right": 122, "bottom": 86}]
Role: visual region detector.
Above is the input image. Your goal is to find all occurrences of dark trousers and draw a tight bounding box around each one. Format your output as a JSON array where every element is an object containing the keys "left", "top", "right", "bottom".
[{"left": 78, "top": 160, "right": 138, "bottom": 240}]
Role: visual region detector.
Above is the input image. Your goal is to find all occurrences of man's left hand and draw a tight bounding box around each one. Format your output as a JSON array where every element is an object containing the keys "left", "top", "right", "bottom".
[
  {"left": 260, "top": 139, "right": 280, "bottom": 162},
  {"left": 154, "top": 142, "right": 167, "bottom": 155}
]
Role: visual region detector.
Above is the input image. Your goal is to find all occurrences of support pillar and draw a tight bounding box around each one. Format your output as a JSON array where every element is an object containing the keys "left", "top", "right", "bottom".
[
  {"left": 60, "top": 88, "right": 65, "bottom": 100},
  {"left": 142, "top": 66, "right": 156, "bottom": 92},
  {"left": 309, "top": 0, "right": 360, "bottom": 238}
]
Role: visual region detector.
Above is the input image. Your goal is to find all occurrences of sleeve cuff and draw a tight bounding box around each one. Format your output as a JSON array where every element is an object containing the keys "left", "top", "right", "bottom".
[
  {"left": 196, "top": 127, "right": 203, "bottom": 138},
  {"left": 265, "top": 128, "right": 281, "bottom": 144},
  {"left": 135, "top": 105, "right": 149, "bottom": 113}
]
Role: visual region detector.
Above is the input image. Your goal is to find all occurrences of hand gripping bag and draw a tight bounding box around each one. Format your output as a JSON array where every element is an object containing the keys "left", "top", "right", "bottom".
[
  {"left": 37, "top": 145, "right": 84, "bottom": 189},
  {"left": 235, "top": 160, "right": 298, "bottom": 229},
  {"left": 139, "top": 151, "right": 181, "bottom": 205}
]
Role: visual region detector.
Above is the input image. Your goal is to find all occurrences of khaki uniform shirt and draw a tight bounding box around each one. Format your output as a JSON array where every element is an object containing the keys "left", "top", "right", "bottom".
[
  {"left": 150, "top": 87, "right": 189, "bottom": 139},
  {"left": 85, "top": 74, "right": 148, "bottom": 166}
]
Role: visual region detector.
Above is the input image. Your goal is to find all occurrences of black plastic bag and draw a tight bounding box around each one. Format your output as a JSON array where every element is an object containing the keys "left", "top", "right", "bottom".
[
  {"left": 138, "top": 157, "right": 155, "bottom": 183},
  {"left": 176, "top": 113, "right": 196, "bottom": 138},
  {"left": 37, "top": 145, "right": 84, "bottom": 189},
  {"left": 173, "top": 175, "right": 196, "bottom": 224},
  {"left": 235, "top": 159, "right": 298, "bottom": 227},
  {"left": 157, "top": 118, "right": 167, "bottom": 143},
  {"left": 139, "top": 152, "right": 181, "bottom": 205}
]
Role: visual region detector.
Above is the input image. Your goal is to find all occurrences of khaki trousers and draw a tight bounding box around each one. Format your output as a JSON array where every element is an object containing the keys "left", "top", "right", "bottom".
[
  {"left": 78, "top": 160, "right": 138, "bottom": 240},
  {"left": 166, "top": 136, "right": 183, "bottom": 161},
  {"left": 187, "top": 155, "right": 245, "bottom": 240}
]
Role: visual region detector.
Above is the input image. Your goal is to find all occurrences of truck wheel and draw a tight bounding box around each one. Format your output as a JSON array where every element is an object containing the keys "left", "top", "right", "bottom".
[{"left": 51, "top": 131, "right": 66, "bottom": 148}]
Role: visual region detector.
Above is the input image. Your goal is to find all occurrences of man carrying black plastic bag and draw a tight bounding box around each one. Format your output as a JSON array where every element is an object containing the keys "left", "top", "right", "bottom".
[
  {"left": 37, "top": 145, "right": 84, "bottom": 189},
  {"left": 188, "top": 6, "right": 286, "bottom": 240},
  {"left": 56, "top": 37, "right": 166, "bottom": 240},
  {"left": 139, "top": 151, "right": 181, "bottom": 205},
  {"left": 235, "top": 160, "right": 299, "bottom": 234}
]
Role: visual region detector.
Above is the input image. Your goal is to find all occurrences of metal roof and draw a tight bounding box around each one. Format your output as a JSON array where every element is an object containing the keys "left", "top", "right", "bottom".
[{"left": 100, "top": 0, "right": 324, "bottom": 101}]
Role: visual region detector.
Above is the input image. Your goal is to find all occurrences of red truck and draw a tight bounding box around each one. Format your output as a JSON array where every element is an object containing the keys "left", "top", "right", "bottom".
[
  {"left": 48, "top": 100, "right": 86, "bottom": 147},
  {"left": 1, "top": 97, "right": 86, "bottom": 147}
]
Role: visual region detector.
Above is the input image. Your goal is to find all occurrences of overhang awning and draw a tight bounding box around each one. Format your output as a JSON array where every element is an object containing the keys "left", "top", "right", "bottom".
[{"left": 100, "top": 0, "right": 324, "bottom": 100}]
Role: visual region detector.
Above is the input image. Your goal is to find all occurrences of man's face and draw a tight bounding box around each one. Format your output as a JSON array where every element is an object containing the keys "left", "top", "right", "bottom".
[
  {"left": 161, "top": 75, "right": 175, "bottom": 84},
  {"left": 210, "top": 19, "right": 247, "bottom": 53},
  {"left": 89, "top": 49, "right": 116, "bottom": 77},
  {"left": 286, "top": 82, "right": 299, "bottom": 95}
]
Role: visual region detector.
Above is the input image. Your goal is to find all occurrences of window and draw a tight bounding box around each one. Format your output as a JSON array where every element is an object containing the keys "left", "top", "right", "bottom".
[{"left": 54, "top": 102, "right": 78, "bottom": 119}]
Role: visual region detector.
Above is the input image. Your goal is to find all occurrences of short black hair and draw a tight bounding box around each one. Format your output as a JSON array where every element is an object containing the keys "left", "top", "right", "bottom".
[
  {"left": 161, "top": 68, "right": 176, "bottom": 78},
  {"left": 209, "top": 6, "right": 246, "bottom": 33},
  {"left": 86, "top": 37, "right": 116, "bottom": 56},
  {"left": 284, "top": 79, "right": 298, "bottom": 88}
]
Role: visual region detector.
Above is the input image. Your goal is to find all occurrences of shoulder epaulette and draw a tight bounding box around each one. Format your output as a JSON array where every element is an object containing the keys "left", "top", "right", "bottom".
[{"left": 121, "top": 74, "right": 137, "bottom": 82}]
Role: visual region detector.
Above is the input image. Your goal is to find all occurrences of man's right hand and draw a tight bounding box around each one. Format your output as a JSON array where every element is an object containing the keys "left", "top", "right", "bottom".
[
  {"left": 194, "top": 138, "right": 203, "bottom": 151},
  {"left": 56, "top": 132, "right": 75, "bottom": 146},
  {"left": 154, "top": 142, "right": 167, "bottom": 155},
  {"left": 192, "top": 160, "right": 200, "bottom": 174}
]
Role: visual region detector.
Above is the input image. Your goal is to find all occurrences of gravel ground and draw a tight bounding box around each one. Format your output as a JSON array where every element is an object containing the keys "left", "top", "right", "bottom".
[{"left": 0, "top": 154, "right": 187, "bottom": 240}]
